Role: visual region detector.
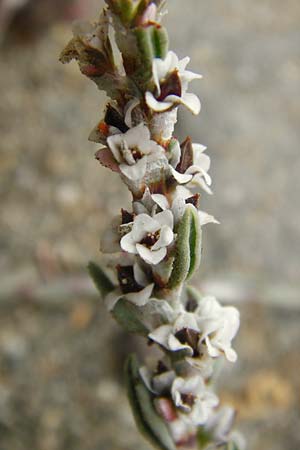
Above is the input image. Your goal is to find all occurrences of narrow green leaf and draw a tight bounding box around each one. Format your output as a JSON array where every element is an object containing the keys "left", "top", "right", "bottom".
[
  {"left": 186, "top": 206, "right": 202, "bottom": 280},
  {"left": 112, "top": 300, "right": 149, "bottom": 336},
  {"left": 167, "top": 206, "right": 192, "bottom": 288},
  {"left": 125, "top": 354, "right": 176, "bottom": 450},
  {"left": 151, "top": 26, "right": 169, "bottom": 58},
  {"left": 168, "top": 205, "right": 202, "bottom": 288},
  {"left": 88, "top": 261, "right": 114, "bottom": 297},
  {"left": 119, "top": 0, "right": 135, "bottom": 24},
  {"left": 134, "top": 27, "right": 154, "bottom": 82},
  {"left": 197, "top": 427, "right": 212, "bottom": 448}
]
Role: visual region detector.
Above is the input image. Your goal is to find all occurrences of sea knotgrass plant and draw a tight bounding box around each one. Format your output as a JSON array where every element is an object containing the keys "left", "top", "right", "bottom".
[{"left": 60, "top": 1, "right": 244, "bottom": 449}]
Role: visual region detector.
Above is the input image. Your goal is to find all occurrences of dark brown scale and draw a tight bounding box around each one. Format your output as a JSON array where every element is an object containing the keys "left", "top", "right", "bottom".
[
  {"left": 185, "top": 297, "right": 198, "bottom": 313},
  {"left": 176, "top": 136, "right": 194, "bottom": 174},
  {"left": 157, "top": 70, "right": 182, "bottom": 101},
  {"left": 121, "top": 209, "right": 134, "bottom": 224},
  {"left": 156, "top": 360, "right": 169, "bottom": 375},
  {"left": 186, "top": 193, "right": 200, "bottom": 209},
  {"left": 105, "top": 104, "right": 129, "bottom": 133},
  {"left": 175, "top": 327, "right": 200, "bottom": 356},
  {"left": 117, "top": 265, "right": 142, "bottom": 294},
  {"left": 131, "top": 147, "right": 143, "bottom": 161},
  {"left": 181, "top": 393, "right": 196, "bottom": 408},
  {"left": 140, "top": 231, "right": 160, "bottom": 248}
]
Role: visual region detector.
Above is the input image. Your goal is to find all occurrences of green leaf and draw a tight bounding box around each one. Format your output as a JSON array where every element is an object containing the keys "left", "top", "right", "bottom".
[
  {"left": 134, "top": 26, "right": 155, "bottom": 82},
  {"left": 186, "top": 205, "right": 202, "bottom": 280},
  {"left": 88, "top": 261, "right": 114, "bottom": 298},
  {"left": 167, "top": 207, "right": 192, "bottom": 288},
  {"left": 197, "top": 427, "right": 213, "bottom": 448},
  {"left": 112, "top": 300, "right": 149, "bottom": 336},
  {"left": 168, "top": 205, "right": 202, "bottom": 288},
  {"left": 106, "top": 0, "right": 136, "bottom": 25},
  {"left": 150, "top": 26, "right": 169, "bottom": 58},
  {"left": 125, "top": 354, "right": 176, "bottom": 450}
]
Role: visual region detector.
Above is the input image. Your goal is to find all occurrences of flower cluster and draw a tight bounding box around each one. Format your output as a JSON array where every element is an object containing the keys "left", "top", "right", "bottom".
[{"left": 61, "top": 1, "right": 243, "bottom": 449}]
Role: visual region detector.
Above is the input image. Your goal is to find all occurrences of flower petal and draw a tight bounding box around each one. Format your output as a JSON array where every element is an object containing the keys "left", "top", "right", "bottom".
[
  {"left": 189, "top": 174, "right": 213, "bottom": 194},
  {"left": 105, "top": 289, "right": 122, "bottom": 311},
  {"left": 151, "top": 194, "right": 170, "bottom": 211},
  {"left": 132, "top": 214, "right": 159, "bottom": 240},
  {"left": 145, "top": 91, "right": 174, "bottom": 112},
  {"left": 136, "top": 244, "right": 167, "bottom": 265},
  {"left": 198, "top": 211, "right": 220, "bottom": 226},
  {"left": 107, "top": 134, "right": 123, "bottom": 163},
  {"left": 164, "top": 92, "right": 201, "bottom": 115},
  {"left": 169, "top": 139, "right": 181, "bottom": 168},
  {"left": 126, "top": 283, "right": 154, "bottom": 306},
  {"left": 170, "top": 167, "right": 193, "bottom": 184},
  {"left": 120, "top": 231, "right": 138, "bottom": 254},
  {"left": 124, "top": 98, "right": 140, "bottom": 128},
  {"left": 119, "top": 156, "right": 147, "bottom": 181},
  {"left": 154, "top": 210, "right": 174, "bottom": 229},
  {"left": 151, "top": 225, "right": 174, "bottom": 250},
  {"left": 168, "top": 334, "right": 194, "bottom": 354},
  {"left": 174, "top": 312, "right": 200, "bottom": 333},
  {"left": 186, "top": 154, "right": 211, "bottom": 175},
  {"left": 149, "top": 324, "right": 173, "bottom": 348},
  {"left": 133, "top": 262, "right": 148, "bottom": 287},
  {"left": 124, "top": 123, "right": 150, "bottom": 147}
]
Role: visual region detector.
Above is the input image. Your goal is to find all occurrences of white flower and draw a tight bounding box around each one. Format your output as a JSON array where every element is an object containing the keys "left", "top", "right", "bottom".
[
  {"left": 146, "top": 51, "right": 202, "bottom": 115},
  {"left": 196, "top": 296, "right": 240, "bottom": 363},
  {"left": 170, "top": 142, "right": 213, "bottom": 194},
  {"left": 198, "top": 210, "right": 220, "bottom": 226},
  {"left": 171, "top": 375, "right": 219, "bottom": 426},
  {"left": 204, "top": 406, "right": 236, "bottom": 443},
  {"left": 149, "top": 296, "right": 239, "bottom": 366},
  {"left": 120, "top": 210, "right": 174, "bottom": 265},
  {"left": 104, "top": 262, "right": 154, "bottom": 311},
  {"left": 151, "top": 187, "right": 219, "bottom": 226},
  {"left": 168, "top": 418, "right": 196, "bottom": 447},
  {"left": 149, "top": 311, "right": 213, "bottom": 376},
  {"left": 140, "top": 362, "right": 176, "bottom": 395},
  {"left": 107, "top": 124, "right": 163, "bottom": 181}
]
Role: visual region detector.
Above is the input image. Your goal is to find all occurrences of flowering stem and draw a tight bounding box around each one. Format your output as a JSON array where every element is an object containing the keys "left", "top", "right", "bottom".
[{"left": 60, "top": 1, "right": 244, "bottom": 449}]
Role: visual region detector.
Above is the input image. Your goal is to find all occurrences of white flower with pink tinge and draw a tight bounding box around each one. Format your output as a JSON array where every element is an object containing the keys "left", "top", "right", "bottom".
[
  {"left": 121, "top": 210, "right": 174, "bottom": 265},
  {"left": 107, "top": 123, "right": 163, "bottom": 181},
  {"left": 172, "top": 375, "right": 219, "bottom": 426},
  {"left": 145, "top": 51, "right": 202, "bottom": 115}
]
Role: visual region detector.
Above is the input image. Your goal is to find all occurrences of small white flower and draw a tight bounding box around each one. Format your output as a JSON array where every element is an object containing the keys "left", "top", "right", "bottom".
[
  {"left": 172, "top": 375, "right": 219, "bottom": 426},
  {"left": 151, "top": 187, "right": 219, "bottom": 226},
  {"left": 121, "top": 210, "right": 174, "bottom": 265},
  {"left": 167, "top": 417, "right": 197, "bottom": 447},
  {"left": 107, "top": 124, "right": 163, "bottom": 181},
  {"left": 148, "top": 311, "right": 213, "bottom": 376},
  {"left": 146, "top": 51, "right": 202, "bottom": 115},
  {"left": 196, "top": 296, "right": 240, "bottom": 363},
  {"left": 204, "top": 406, "right": 236, "bottom": 443},
  {"left": 104, "top": 262, "right": 154, "bottom": 311},
  {"left": 140, "top": 363, "right": 176, "bottom": 395},
  {"left": 149, "top": 296, "right": 239, "bottom": 366},
  {"left": 170, "top": 142, "right": 213, "bottom": 194}
]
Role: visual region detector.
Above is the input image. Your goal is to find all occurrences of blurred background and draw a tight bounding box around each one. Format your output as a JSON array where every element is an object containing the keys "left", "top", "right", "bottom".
[{"left": 0, "top": 0, "right": 299, "bottom": 449}]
